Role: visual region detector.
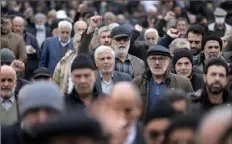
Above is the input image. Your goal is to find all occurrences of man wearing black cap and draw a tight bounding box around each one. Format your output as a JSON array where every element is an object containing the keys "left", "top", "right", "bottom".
[
  {"left": 65, "top": 54, "right": 102, "bottom": 110},
  {"left": 133, "top": 45, "right": 193, "bottom": 120},
  {"left": 194, "top": 34, "right": 228, "bottom": 71},
  {"left": 172, "top": 49, "right": 204, "bottom": 91},
  {"left": 31, "top": 67, "right": 52, "bottom": 81},
  {"left": 110, "top": 25, "right": 145, "bottom": 78}
]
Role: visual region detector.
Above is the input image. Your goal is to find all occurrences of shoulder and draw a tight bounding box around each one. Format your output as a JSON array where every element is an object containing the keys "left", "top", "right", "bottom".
[
  {"left": 45, "top": 36, "right": 58, "bottom": 42},
  {"left": 171, "top": 73, "right": 190, "bottom": 82},
  {"left": 114, "top": 71, "right": 132, "bottom": 80},
  {"left": 132, "top": 75, "right": 144, "bottom": 84},
  {"left": 129, "top": 54, "right": 144, "bottom": 63}
]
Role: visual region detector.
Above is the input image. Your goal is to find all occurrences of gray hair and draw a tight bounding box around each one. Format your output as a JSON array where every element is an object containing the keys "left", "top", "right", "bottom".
[
  {"left": 94, "top": 45, "right": 115, "bottom": 61},
  {"left": 169, "top": 38, "right": 190, "bottom": 55},
  {"left": 74, "top": 20, "right": 87, "bottom": 29},
  {"left": 35, "top": 13, "right": 46, "bottom": 20},
  {"left": 144, "top": 28, "right": 159, "bottom": 40},
  {"left": 58, "top": 20, "right": 72, "bottom": 30},
  {"left": 98, "top": 26, "right": 112, "bottom": 36}
]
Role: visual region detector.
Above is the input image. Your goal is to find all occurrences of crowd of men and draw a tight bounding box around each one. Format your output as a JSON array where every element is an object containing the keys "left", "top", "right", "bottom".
[{"left": 1, "top": 1, "right": 232, "bottom": 144}]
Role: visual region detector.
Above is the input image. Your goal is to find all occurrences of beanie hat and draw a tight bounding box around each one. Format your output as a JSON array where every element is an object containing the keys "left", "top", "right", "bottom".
[
  {"left": 18, "top": 81, "right": 64, "bottom": 117},
  {"left": 71, "top": 54, "right": 95, "bottom": 72},
  {"left": 172, "top": 48, "right": 193, "bottom": 67},
  {"left": 147, "top": 45, "right": 171, "bottom": 58},
  {"left": 0, "top": 48, "right": 15, "bottom": 64},
  {"left": 202, "top": 34, "right": 223, "bottom": 50}
]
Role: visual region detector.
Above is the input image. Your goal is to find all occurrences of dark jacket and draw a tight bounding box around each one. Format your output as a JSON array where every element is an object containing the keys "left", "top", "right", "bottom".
[
  {"left": 132, "top": 70, "right": 194, "bottom": 120},
  {"left": 1, "top": 122, "right": 33, "bottom": 144},
  {"left": 26, "top": 26, "right": 52, "bottom": 38},
  {"left": 24, "top": 32, "right": 40, "bottom": 80},
  {"left": 65, "top": 87, "right": 103, "bottom": 110},
  {"left": 15, "top": 78, "right": 29, "bottom": 97},
  {"left": 95, "top": 71, "right": 132, "bottom": 93},
  {"left": 190, "top": 73, "right": 204, "bottom": 91},
  {"left": 132, "top": 123, "right": 147, "bottom": 144},
  {"left": 40, "top": 36, "right": 74, "bottom": 73},
  {"left": 187, "top": 87, "right": 232, "bottom": 115}
]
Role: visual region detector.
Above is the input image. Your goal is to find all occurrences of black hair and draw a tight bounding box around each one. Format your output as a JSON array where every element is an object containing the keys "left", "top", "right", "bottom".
[
  {"left": 186, "top": 24, "right": 205, "bottom": 37},
  {"left": 176, "top": 17, "right": 189, "bottom": 26},
  {"left": 160, "top": 89, "right": 188, "bottom": 103},
  {"left": 202, "top": 34, "right": 223, "bottom": 50},
  {"left": 196, "top": 15, "right": 207, "bottom": 23},
  {"left": 145, "top": 100, "right": 177, "bottom": 125},
  {"left": 163, "top": 114, "right": 201, "bottom": 144},
  {"left": 204, "top": 57, "right": 229, "bottom": 76}
]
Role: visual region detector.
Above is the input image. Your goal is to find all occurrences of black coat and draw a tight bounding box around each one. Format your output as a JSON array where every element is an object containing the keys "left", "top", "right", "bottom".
[
  {"left": 187, "top": 87, "right": 232, "bottom": 115},
  {"left": 190, "top": 73, "right": 204, "bottom": 91},
  {"left": 15, "top": 78, "right": 29, "bottom": 97},
  {"left": 65, "top": 87, "right": 104, "bottom": 111},
  {"left": 24, "top": 32, "right": 40, "bottom": 80},
  {"left": 1, "top": 123, "right": 33, "bottom": 144}
]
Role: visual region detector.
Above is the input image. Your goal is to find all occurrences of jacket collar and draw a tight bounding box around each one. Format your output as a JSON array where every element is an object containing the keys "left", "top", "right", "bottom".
[{"left": 142, "top": 69, "right": 171, "bottom": 85}]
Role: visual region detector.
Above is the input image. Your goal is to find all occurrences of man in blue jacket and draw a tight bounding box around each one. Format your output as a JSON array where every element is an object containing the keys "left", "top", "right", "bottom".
[{"left": 40, "top": 20, "right": 73, "bottom": 74}]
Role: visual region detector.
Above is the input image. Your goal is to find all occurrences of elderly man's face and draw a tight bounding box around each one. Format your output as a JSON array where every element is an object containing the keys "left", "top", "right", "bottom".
[
  {"left": 74, "top": 22, "right": 87, "bottom": 35},
  {"left": 95, "top": 51, "right": 115, "bottom": 74},
  {"left": 145, "top": 32, "right": 158, "bottom": 46},
  {"left": 99, "top": 30, "right": 112, "bottom": 46},
  {"left": 12, "top": 18, "right": 25, "bottom": 35},
  {"left": 111, "top": 36, "right": 130, "bottom": 57},
  {"left": 71, "top": 69, "right": 96, "bottom": 95},
  {"left": 204, "top": 40, "right": 221, "bottom": 60},
  {"left": 59, "top": 27, "right": 71, "bottom": 43},
  {"left": 147, "top": 55, "right": 170, "bottom": 76},
  {"left": 0, "top": 67, "right": 16, "bottom": 99}
]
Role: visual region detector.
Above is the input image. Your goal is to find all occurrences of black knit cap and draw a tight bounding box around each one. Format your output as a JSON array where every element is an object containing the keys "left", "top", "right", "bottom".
[
  {"left": 147, "top": 45, "right": 171, "bottom": 58},
  {"left": 172, "top": 48, "right": 193, "bottom": 67},
  {"left": 71, "top": 54, "right": 95, "bottom": 72},
  {"left": 202, "top": 34, "right": 223, "bottom": 50}
]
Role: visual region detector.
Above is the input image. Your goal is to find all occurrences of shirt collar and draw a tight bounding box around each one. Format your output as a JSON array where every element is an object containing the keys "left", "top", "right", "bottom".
[
  {"left": 100, "top": 72, "right": 114, "bottom": 79},
  {"left": 1, "top": 95, "right": 15, "bottom": 103},
  {"left": 59, "top": 37, "right": 71, "bottom": 46}
]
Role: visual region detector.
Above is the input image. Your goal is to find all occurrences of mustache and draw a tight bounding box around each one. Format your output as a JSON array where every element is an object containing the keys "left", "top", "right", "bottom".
[{"left": 1, "top": 86, "right": 12, "bottom": 90}]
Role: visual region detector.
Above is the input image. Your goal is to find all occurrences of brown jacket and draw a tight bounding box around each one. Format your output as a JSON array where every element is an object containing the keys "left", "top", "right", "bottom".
[
  {"left": 1, "top": 38, "right": 9, "bottom": 49},
  {"left": 1, "top": 32, "right": 27, "bottom": 62},
  {"left": 133, "top": 70, "right": 193, "bottom": 119}
]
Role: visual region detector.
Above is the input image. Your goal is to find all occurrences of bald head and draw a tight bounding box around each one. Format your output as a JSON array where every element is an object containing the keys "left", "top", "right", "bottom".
[
  {"left": 110, "top": 82, "right": 141, "bottom": 104},
  {"left": 197, "top": 105, "right": 232, "bottom": 144},
  {"left": 0, "top": 65, "right": 17, "bottom": 99},
  {"left": 12, "top": 16, "right": 25, "bottom": 35},
  {"left": 74, "top": 20, "right": 87, "bottom": 34}
]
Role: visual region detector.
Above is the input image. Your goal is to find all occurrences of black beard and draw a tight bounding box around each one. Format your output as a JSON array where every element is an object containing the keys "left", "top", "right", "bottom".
[{"left": 206, "top": 84, "right": 224, "bottom": 95}]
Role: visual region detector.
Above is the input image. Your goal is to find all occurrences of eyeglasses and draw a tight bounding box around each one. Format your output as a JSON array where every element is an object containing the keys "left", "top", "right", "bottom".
[{"left": 148, "top": 56, "right": 168, "bottom": 62}]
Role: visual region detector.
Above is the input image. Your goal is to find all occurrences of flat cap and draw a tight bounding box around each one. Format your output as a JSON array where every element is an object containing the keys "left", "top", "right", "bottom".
[
  {"left": 110, "top": 25, "right": 131, "bottom": 38},
  {"left": 214, "top": 8, "right": 227, "bottom": 17},
  {"left": 147, "top": 45, "right": 171, "bottom": 58}
]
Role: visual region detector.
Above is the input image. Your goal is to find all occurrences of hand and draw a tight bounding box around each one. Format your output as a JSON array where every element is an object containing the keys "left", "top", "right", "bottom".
[
  {"left": 10, "top": 60, "right": 25, "bottom": 72},
  {"left": 164, "top": 11, "right": 175, "bottom": 21},
  {"left": 167, "top": 28, "right": 180, "bottom": 38},
  {"left": 87, "top": 15, "right": 102, "bottom": 33},
  {"left": 26, "top": 45, "right": 36, "bottom": 54},
  {"left": 134, "top": 24, "right": 143, "bottom": 32}
]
